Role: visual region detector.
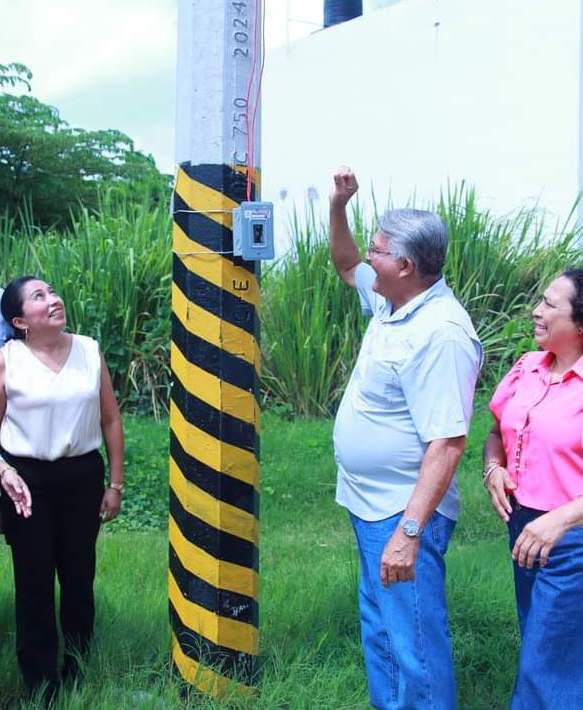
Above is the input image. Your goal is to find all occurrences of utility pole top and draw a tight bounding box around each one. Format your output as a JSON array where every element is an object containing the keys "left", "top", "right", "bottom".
[{"left": 175, "top": 0, "right": 261, "bottom": 171}]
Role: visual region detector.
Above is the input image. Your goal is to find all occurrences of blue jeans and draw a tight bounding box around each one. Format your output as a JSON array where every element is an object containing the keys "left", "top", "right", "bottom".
[
  {"left": 508, "top": 502, "right": 583, "bottom": 710},
  {"left": 350, "top": 511, "right": 456, "bottom": 710}
]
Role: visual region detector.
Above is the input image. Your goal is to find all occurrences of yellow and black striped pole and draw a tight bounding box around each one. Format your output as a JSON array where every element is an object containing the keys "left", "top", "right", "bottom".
[{"left": 170, "top": 0, "right": 264, "bottom": 695}]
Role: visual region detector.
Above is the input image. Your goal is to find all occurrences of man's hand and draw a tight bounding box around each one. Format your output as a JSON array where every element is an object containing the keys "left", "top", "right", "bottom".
[
  {"left": 330, "top": 166, "right": 359, "bottom": 209},
  {"left": 380, "top": 528, "right": 420, "bottom": 586}
]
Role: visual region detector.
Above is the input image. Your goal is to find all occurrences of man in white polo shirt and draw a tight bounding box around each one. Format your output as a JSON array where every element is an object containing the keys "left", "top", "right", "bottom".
[{"left": 330, "top": 168, "right": 482, "bottom": 710}]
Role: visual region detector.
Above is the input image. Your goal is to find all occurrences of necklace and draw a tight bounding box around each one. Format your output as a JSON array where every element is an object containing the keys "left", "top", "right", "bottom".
[
  {"left": 548, "top": 358, "right": 568, "bottom": 384},
  {"left": 549, "top": 369, "right": 562, "bottom": 385}
]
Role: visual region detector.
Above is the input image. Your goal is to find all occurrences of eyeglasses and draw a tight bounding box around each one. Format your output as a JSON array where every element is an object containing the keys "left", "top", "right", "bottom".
[{"left": 367, "top": 240, "right": 394, "bottom": 257}]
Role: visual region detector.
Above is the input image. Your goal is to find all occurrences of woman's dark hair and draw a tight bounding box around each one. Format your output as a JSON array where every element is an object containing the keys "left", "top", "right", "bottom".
[
  {"left": 1, "top": 276, "right": 39, "bottom": 340},
  {"left": 562, "top": 268, "right": 583, "bottom": 330}
]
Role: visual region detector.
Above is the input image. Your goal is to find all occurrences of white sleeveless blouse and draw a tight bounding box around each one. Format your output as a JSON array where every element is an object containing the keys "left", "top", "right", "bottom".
[{"left": 1, "top": 334, "right": 103, "bottom": 460}]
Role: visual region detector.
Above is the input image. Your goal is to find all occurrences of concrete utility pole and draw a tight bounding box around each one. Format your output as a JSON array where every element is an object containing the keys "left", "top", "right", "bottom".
[{"left": 170, "top": 0, "right": 262, "bottom": 695}]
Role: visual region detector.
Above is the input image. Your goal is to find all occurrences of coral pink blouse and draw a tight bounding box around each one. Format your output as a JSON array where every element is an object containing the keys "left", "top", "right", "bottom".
[{"left": 489, "top": 351, "right": 583, "bottom": 511}]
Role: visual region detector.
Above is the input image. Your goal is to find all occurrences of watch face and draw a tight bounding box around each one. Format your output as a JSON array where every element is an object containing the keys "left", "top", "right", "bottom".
[{"left": 402, "top": 519, "right": 421, "bottom": 537}]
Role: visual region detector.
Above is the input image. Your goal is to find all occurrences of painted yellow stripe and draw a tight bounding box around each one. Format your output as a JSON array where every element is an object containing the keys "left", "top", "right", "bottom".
[
  {"left": 170, "top": 402, "right": 259, "bottom": 488},
  {"left": 175, "top": 168, "right": 237, "bottom": 229},
  {"left": 170, "top": 457, "right": 258, "bottom": 544},
  {"left": 172, "top": 283, "right": 260, "bottom": 368},
  {"left": 171, "top": 343, "right": 259, "bottom": 428},
  {"left": 169, "top": 572, "right": 258, "bottom": 655},
  {"left": 169, "top": 516, "right": 258, "bottom": 598},
  {"left": 173, "top": 224, "right": 260, "bottom": 308},
  {"left": 171, "top": 632, "right": 254, "bottom": 697}
]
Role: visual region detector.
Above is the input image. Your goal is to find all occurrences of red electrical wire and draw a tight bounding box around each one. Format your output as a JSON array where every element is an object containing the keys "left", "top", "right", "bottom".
[
  {"left": 243, "top": 0, "right": 266, "bottom": 202},
  {"left": 243, "top": 1, "right": 259, "bottom": 200},
  {"left": 248, "top": 0, "right": 266, "bottom": 200}
]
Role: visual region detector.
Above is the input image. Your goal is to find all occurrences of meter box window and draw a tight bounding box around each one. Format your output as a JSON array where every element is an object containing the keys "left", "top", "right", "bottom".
[{"left": 233, "top": 202, "right": 275, "bottom": 261}]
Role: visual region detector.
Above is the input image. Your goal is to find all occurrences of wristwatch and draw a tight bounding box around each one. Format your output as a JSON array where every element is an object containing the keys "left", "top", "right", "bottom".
[{"left": 399, "top": 517, "right": 422, "bottom": 538}]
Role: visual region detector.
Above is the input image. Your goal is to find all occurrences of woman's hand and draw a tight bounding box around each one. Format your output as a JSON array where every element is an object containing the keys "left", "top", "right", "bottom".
[
  {"left": 485, "top": 465, "right": 516, "bottom": 522},
  {"left": 99, "top": 354, "right": 124, "bottom": 525},
  {"left": 512, "top": 508, "right": 569, "bottom": 568},
  {"left": 1, "top": 468, "right": 32, "bottom": 518},
  {"left": 99, "top": 487, "right": 122, "bottom": 523}
]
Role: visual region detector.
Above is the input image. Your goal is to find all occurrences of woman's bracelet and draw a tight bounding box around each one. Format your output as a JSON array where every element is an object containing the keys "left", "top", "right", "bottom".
[
  {"left": 108, "top": 482, "right": 124, "bottom": 495},
  {"left": 482, "top": 458, "right": 503, "bottom": 487}
]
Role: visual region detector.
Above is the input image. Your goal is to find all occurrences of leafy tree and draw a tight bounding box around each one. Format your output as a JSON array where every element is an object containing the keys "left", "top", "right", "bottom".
[
  {"left": 0, "top": 63, "right": 170, "bottom": 229},
  {"left": 0, "top": 63, "right": 31, "bottom": 91}
]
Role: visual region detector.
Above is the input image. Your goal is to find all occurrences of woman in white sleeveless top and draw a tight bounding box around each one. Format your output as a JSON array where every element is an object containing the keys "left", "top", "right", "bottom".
[{"left": 0, "top": 276, "right": 124, "bottom": 701}]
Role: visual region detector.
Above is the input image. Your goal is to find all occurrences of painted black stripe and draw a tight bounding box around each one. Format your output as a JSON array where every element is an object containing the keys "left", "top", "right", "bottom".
[
  {"left": 171, "top": 371, "right": 257, "bottom": 453},
  {"left": 173, "top": 191, "right": 231, "bottom": 254},
  {"left": 172, "top": 314, "right": 257, "bottom": 394},
  {"left": 179, "top": 161, "right": 256, "bottom": 205},
  {"left": 170, "top": 603, "right": 258, "bottom": 683},
  {"left": 173, "top": 254, "right": 258, "bottom": 338},
  {"left": 170, "top": 544, "right": 258, "bottom": 625},
  {"left": 170, "top": 432, "right": 258, "bottom": 516},
  {"left": 173, "top": 191, "right": 256, "bottom": 277},
  {"left": 170, "top": 490, "right": 259, "bottom": 572},
  {"left": 173, "top": 188, "right": 228, "bottom": 249}
]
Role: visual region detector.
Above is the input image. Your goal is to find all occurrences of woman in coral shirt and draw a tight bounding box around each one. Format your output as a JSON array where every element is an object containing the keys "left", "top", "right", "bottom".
[{"left": 484, "top": 268, "right": 583, "bottom": 709}]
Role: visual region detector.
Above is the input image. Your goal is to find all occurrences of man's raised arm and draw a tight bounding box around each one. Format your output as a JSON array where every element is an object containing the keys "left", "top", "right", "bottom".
[{"left": 329, "top": 167, "right": 362, "bottom": 287}]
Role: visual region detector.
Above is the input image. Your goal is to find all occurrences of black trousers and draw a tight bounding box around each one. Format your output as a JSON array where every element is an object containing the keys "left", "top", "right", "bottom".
[{"left": 0, "top": 449, "right": 104, "bottom": 691}]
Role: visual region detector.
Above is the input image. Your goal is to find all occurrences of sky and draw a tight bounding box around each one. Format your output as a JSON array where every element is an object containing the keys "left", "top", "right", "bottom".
[{"left": 1, "top": 0, "right": 323, "bottom": 174}]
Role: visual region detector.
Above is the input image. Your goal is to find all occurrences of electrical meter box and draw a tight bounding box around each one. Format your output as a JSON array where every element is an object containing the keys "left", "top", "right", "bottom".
[{"left": 232, "top": 201, "right": 275, "bottom": 261}]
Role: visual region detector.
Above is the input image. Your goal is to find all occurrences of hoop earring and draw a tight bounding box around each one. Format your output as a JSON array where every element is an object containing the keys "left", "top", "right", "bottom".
[{"left": 24, "top": 328, "right": 29, "bottom": 343}]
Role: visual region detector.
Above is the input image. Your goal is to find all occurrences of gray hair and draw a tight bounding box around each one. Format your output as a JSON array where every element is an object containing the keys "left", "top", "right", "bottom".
[{"left": 378, "top": 208, "right": 448, "bottom": 279}]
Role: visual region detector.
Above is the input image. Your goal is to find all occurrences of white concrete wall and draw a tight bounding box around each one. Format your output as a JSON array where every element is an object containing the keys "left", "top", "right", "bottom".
[{"left": 262, "top": 0, "right": 582, "bottom": 252}]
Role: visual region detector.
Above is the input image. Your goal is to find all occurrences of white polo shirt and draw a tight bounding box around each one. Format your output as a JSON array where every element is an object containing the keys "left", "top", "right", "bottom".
[{"left": 334, "top": 263, "right": 482, "bottom": 522}]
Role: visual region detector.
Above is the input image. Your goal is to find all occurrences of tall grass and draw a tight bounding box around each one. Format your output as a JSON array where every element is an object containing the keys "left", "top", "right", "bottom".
[
  {"left": 0, "top": 190, "right": 171, "bottom": 415},
  {"left": 1, "top": 184, "right": 580, "bottom": 417},
  {"left": 441, "top": 185, "right": 581, "bottom": 382},
  {"left": 263, "top": 187, "right": 582, "bottom": 415},
  {"left": 260, "top": 210, "right": 371, "bottom": 417}
]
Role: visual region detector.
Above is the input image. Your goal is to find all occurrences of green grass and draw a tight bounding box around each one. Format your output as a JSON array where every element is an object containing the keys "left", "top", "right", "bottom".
[
  {"left": 106, "top": 416, "right": 170, "bottom": 532},
  {"left": 0, "top": 397, "right": 517, "bottom": 709}
]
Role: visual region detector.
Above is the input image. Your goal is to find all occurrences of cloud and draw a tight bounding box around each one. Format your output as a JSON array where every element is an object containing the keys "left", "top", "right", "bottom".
[
  {"left": 1, "top": 0, "right": 176, "bottom": 101},
  {"left": 0, "top": 0, "right": 322, "bottom": 172}
]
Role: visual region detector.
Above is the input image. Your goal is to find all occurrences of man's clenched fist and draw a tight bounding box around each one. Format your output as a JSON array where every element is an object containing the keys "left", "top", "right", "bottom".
[{"left": 330, "top": 166, "right": 359, "bottom": 208}]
